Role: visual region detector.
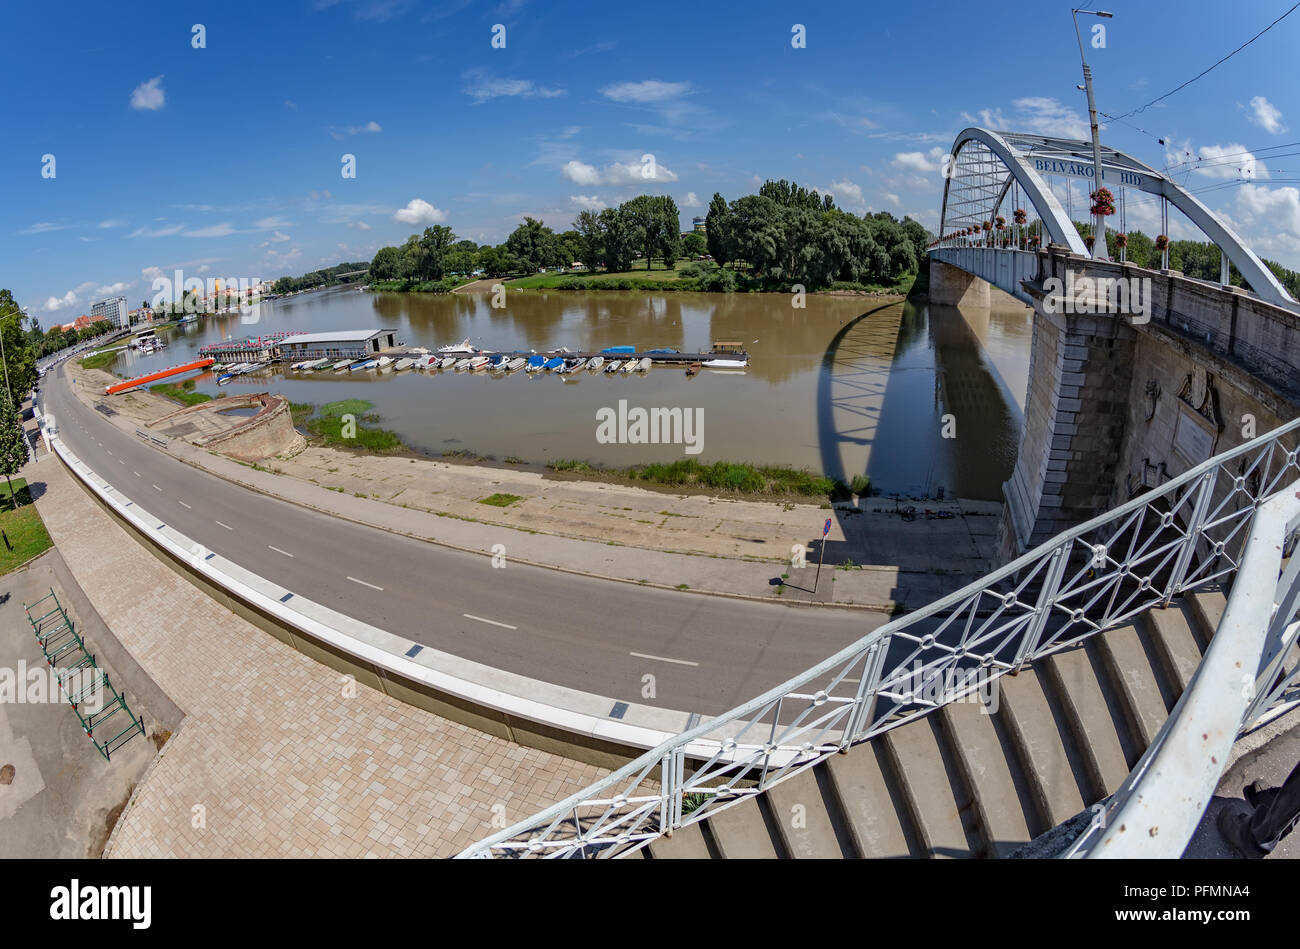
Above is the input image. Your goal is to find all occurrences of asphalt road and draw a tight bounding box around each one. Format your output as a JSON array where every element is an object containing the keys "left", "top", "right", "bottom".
[{"left": 41, "top": 365, "right": 884, "bottom": 717}]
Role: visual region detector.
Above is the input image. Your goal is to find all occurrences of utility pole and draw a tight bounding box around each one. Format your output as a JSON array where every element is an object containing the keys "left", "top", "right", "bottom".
[{"left": 1073, "top": 8, "right": 1113, "bottom": 260}]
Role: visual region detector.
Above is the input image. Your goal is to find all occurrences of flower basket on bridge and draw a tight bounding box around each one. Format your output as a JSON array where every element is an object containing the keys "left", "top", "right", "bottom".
[
  {"left": 1115, "top": 231, "right": 1129, "bottom": 262},
  {"left": 1155, "top": 234, "right": 1169, "bottom": 251},
  {"left": 1085, "top": 235, "right": 1096, "bottom": 251},
  {"left": 1013, "top": 209, "right": 1027, "bottom": 225},
  {"left": 1090, "top": 187, "right": 1116, "bottom": 218}
]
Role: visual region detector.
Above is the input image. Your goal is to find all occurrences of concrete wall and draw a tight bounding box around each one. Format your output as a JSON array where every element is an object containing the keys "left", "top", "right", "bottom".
[
  {"left": 929, "top": 258, "right": 990, "bottom": 308},
  {"left": 990, "top": 245, "right": 1300, "bottom": 560},
  {"left": 149, "top": 393, "right": 298, "bottom": 461}
]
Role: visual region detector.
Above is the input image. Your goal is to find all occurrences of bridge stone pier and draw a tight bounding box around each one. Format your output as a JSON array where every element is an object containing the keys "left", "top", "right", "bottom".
[
  {"left": 986, "top": 245, "right": 1300, "bottom": 561},
  {"left": 928, "top": 258, "right": 990, "bottom": 308}
]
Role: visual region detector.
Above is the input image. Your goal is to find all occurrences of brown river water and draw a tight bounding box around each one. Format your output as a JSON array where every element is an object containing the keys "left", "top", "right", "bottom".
[{"left": 107, "top": 285, "right": 1033, "bottom": 501}]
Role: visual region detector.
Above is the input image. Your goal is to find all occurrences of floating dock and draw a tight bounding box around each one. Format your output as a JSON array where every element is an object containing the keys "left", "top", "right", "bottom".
[{"left": 104, "top": 358, "right": 215, "bottom": 395}]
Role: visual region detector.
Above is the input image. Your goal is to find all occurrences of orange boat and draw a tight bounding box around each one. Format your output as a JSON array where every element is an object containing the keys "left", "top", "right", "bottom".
[{"left": 104, "top": 358, "right": 215, "bottom": 395}]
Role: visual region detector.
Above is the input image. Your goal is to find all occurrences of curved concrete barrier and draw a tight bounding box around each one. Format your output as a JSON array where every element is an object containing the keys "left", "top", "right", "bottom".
[{"left": 41, "top": 415, "right": 696, "bottom": 769}]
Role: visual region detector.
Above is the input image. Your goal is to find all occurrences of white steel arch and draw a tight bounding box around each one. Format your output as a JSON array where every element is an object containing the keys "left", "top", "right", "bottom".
[{"left": 937, "top": 127, "right": 1296, "bottom": 308}]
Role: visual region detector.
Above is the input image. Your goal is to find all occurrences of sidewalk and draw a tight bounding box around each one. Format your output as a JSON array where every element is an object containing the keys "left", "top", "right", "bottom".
[
  {"left": 66, "top": 362, "right": 1000, "bottom": 612},
  {"left": 31, "top": 451, "right": 606, "bottom": 857}
]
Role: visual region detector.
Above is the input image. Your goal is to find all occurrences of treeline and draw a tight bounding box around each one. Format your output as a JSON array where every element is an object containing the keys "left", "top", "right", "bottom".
[
  {"left": 368, "top": 194, "right": 707, "bottom": 288},
  {"left": 704, "top": 181, "right": 932, "bottom": 289},
  {"left": 271, "top": 261, "right": 370, "bottom": 295},
  {"left": 28, "top": 316, "right": 118, "bottom": 359}
]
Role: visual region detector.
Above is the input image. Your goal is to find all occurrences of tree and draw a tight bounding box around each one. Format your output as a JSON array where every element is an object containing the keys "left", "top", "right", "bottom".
[
  {"left": 369, "top": 245, "right": 403, "bottom": 280},
  {"left": 0, "top": 290, "right": 37, "bottom": 411},
  {"left": 417, "top": 225, "right": 456, "bottom": 280},
  {"left": 598, "top": 207, "right": 637, "bottom": 272},
  {"left": 705, "top": 192, "right": 734, "bottom": 266},
  {"left": 505, "top": 217, "right": 554, "bottom": 273},
  {"left": 681, "top": 231, "right": 707, "bottom": 258},
  {"left": 0, "top": 394, "right": 28, "bottom": 507}
]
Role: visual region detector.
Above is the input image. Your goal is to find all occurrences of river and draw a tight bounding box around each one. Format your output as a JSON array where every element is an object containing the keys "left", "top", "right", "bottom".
[{"left": 107, "top": 286, "right": 1032, "bottom": 500}]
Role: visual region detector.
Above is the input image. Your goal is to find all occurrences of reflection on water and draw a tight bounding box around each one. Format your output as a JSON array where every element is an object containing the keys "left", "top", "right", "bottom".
[{"left": 114, "top": 285, "right": 1032, "bottom": 500}]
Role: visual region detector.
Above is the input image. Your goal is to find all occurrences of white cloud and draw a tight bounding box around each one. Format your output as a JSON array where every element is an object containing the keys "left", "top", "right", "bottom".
[
  {"left": 20, "top": 222, "right": 70, "bottom": 235},
  {"left": 1237, "top": 184, "right": 1300, "bottom": 237},
  {"left": 42, "top": 291, "right": 78, "bottom": 312},
  {"left": 130, "top": 75, "right": 166, "bottom": 111},
  {"left": 600, "top": 80, "right": 690, "bottom": 103},
  {"left": 254, "top": 216, "right": 293, "bottom": 229},
  {"left": 141, "top": 266, "right": 164, "bottom": 283},
  {"left": 462, "top": 70, "right": 565, "bottom": 103},
  {"left": 892, "top": 147, "right": 947, "bottom": 174},
  {"left": 883, "top": 192, "right": 901, "bottom": 206},
  {"left": 268, "top": 231, "right": 291, "bottom": 242},
  {"left": 329, "top": 121, "right": 382, "bottom": 140},
  {"left": 562, "top": 161, "right": 601, "bottom": 186},
  {"left": 346, "top": 221, "right": 372, "bottom": 231},
  {"left": 1246, "top": 95, "right": 1286, "bottom": 135},
  {"left": 569, "top": 194, "right": 607, "bottom": 211},
  {"left": 680, "top": 191, "right": 701, "bottom": 208},
  {"left": 1190, "top": 143, "right": 1269, "bottom": 180},
  {"left": 562, "top": 158, "right": 677, "bottom": 185},
  {"left": 965, "top": 97, "right": 1089, "bottom": 139},
  {"left": 95, "top": 282, "right": 129, "bottom": 296},
  {"left": 97, "top": 219, "right": 127, "bottom": 229},
  {"left": 826, "top": 179, "right": 863, "bottom": 205},
  {"left": 184, "top": 223, "right": 236, "bottom": 238},
  {"left": 393, "top": 199, "right": 446, "bottom": 225},
  {"left": 129, "top": 223, "right": 184, "bottom": 238}
]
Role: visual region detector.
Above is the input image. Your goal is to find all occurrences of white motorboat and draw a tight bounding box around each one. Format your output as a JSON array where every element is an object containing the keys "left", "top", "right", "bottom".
[
  {"left": 439, "top": 356, "right": 458, "bottom": 369},
  {"left": 438, "top": 337, "right": 477, "bottom": 355},
  {"left": 604, "top": 360, "right": 622, "bottom": 373},
  {"left": 468, "top": 355, "right": 491, "bottom": 370},
  {"left": 332, "top": 359, "right": 352, "bottom": 372},
  {"left": 637, "top": 357, "right": 652, "bottom": 372},
  {"left": 395, "top": 358, "right": 416, "bottom": 371},
  {"left": 703, "top": 358, "right": 749, "bottom": 369},
  {"left": 505, "top": 357, "right": 526, "bottom": 372},
  {"left": 454, "top": 357, "right": 473, "bottom": 370},
  {"left": 587, "top": 355, "right": 605, "bottom": 371},
  {"left": 376, "top": 356, "right": 393, "bottom": 370},
  {"left": 621, "top": 359, "right": 637, "bottom": 374}
]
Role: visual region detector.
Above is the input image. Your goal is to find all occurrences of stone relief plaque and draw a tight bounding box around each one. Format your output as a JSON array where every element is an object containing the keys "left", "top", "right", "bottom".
[{"left": 1173, "top": 404, "right": 1217, "bottom": 464}]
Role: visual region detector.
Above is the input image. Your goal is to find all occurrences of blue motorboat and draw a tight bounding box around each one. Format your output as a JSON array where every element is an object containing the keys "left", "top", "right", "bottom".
[
  {"left": 600, "top": 345, "right": 635, "bottom": 354},
  {"left": 350, "top": 359, "right": 379, "bottom": 372},
  {"left": 525, "top": 354, "right": 547, "bottom": 373},
  {"left": 543, "top": 356, "right": 565, "bottom": 371},
  {"left": 646, "top": 348, "right": 680, "bottom": 354}
]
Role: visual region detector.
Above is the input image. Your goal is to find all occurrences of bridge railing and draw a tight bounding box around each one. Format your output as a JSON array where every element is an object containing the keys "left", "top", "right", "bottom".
[
  {"left": 457, "top": 419, "right": 1300, "bottom": 858},
  {"left": 1066, "top": 480, "right": 1300, "bottom": 858}
]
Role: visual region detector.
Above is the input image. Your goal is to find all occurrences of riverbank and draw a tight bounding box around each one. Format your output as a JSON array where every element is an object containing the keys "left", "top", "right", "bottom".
[{"left": 66, "top": 360, "right": 1001, "bottom": 601}]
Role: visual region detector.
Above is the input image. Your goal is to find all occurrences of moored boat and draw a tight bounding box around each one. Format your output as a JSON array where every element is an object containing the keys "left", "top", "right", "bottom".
[
  {"left": 702, "top": 358, "right": 749, "bottom": 369},
  {"left": 438, "top": 337, "right": 477, "bottom": 355},
  {"left": 332, "top": 359, "right": 352, "bottom": 372},
  {"left": 621, "top": 359, "right": 637, "bottom": 373},
  {"left": 525, "top": 355, "right": 546, "bottom": 373},
  {"left": 350, "top": 359, "right": 378, "bottom": 372},
  {"left": 469, "top": 355, "right": 491, "bottom": 370},
  {"left": 637, "top": 357, "right": 652, "bottom": 372},
  {"left": 439, "top": 356, "right": 458, "bottom": 369},
  {"left": 587, "top": 355, "right": 605, "bottom": 371},
  {"left": 454, "top": 357, "right": 473, "bottom": 370},
  {"left": 543, "top": 356, "right": 565, "bottom": 371},
  {"left": 395, "top": 357, "right": 416, "bottom": 371},
  {"left": 505, "top": 357, "right": 526, "bottom": 372},
  {"left": 604, "top": 360, "right": 622, "bottom": 373}
]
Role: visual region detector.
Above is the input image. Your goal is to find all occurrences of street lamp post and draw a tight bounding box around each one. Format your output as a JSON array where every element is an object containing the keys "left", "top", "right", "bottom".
[{"left": 1073, "top": 8, "right": 1113, "bottom": 260}]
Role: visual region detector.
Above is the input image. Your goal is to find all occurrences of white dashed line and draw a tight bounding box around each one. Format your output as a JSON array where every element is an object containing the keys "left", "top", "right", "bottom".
[
  {"left": 629, "top": 651, "right": 700, "bottom": 667},
  {"left": 347, "top": 576, "right": 384, "bottom": 591},
  {"left": 268, "top": 545, "right": 294, "bottom": 558},
  {"left": 463, "top": 613, "right": 517, "bottom": 631},
  {"left": 178, "top": 500, "right": 191, "bottom": 509},
  {"left": 152, "top": 484, "right": 162, "bottom": 492},
  {"left": 133, "top": 471, "right": 141, "bottom": 478},
  {"left": 215, "top": 520, "right": 234, "bottom": 531}
]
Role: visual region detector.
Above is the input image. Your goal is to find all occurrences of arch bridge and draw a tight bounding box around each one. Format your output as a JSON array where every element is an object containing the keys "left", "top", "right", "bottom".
[{"left": 929, "top": 127, "right": 1296, "bottom": 311}]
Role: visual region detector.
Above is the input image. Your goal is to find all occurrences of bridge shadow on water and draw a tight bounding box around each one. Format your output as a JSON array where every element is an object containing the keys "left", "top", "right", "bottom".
[{"left": 801, "top": 298, "right": 1023, "bottom": 591}]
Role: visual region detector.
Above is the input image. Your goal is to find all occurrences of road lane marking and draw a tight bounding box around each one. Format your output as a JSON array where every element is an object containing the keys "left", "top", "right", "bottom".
[
  {"left": 463, "top": 613, "right": 517, "bottom": 630},
  {"left": 119, "top": 460, "right": 125, "bottom": 465},
  {"left": 629, "top": 651, "right": 700, "bottom": 667},
  {"left": 178, "top": 500, "right": 191, "bottom": 509},
  {"left": 215, "top": 520, "right": 234, "bottom": 530},
  {"left": 152, "top": 484, "right": 162, "bottom": 492},
  {"left": 106, "top": 450, "right": 112, "bottom": 456},
  {"left": 347, "top": 576, "right": 384, "bottom": 591},
  {"left": 133, "top": 471, "right": 141, "bottom": 478},
  {"left": 268, "top": 545, "right": 294, "bottom": 558}
]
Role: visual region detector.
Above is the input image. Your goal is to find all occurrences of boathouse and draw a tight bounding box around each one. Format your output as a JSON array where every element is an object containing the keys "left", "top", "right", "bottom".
[{"left": 276, "top": 329, "right": 397, "bottom": 362}]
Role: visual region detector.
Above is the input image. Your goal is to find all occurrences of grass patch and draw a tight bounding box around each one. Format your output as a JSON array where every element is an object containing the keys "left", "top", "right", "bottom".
[
  {"left": 0, "top": 479, "right": 53, "bottom": 576},
  {"left": 318, "top": 398, "right": 374, "bottom": 418},
  {"left": 478, "top": 492, "right": 523, "bottom": 507},
  {"left": 150, "top": 379, "right": 212, "bottom": 406},
  {"left": 627, "top": 459, "right": 836, "bottom": 497},
  {"left": 548, "top": 458, "right": 595, "bottom": 473},
  {"left": 80, "top": 350, "right": 121, "bottom": 371}
]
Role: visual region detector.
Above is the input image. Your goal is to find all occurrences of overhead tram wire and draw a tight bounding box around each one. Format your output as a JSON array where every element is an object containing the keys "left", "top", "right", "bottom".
[{"left": 1105, "top": 1, "right": 1300, "bottom": 123}]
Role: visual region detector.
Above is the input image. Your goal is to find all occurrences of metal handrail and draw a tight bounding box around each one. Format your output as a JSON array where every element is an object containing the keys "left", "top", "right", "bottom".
[
  {"left": 1067, "top": 482, "right": 1300, "bottom": 858},
  {"left": 457, "top": 418, "right": 1300, "bottom": 858}
]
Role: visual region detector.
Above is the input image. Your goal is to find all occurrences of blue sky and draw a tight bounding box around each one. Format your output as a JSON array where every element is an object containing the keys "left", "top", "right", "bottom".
[{"left": 4, "top": 0, "right": 1299, "bottom": 320}]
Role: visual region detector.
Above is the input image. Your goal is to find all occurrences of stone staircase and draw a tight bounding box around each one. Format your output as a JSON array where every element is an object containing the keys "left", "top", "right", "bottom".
[{"left": 645, "top": 590, "right": 1226, "bottom": 859}]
